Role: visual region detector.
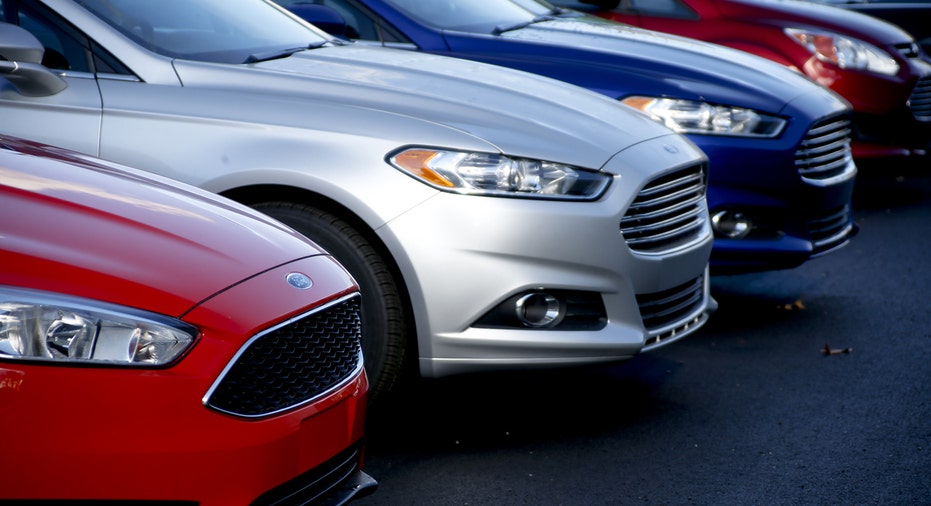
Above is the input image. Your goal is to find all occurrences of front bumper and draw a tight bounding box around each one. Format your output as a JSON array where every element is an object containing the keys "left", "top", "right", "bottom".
[
  {"left": 378, "top": 135, "right": 716, "bottom": 378},
  {"left": 1, "top": 257, "right": 371, "bottom": 505}
]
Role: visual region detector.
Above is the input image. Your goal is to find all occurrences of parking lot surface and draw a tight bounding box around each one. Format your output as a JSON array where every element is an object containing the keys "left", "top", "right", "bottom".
[{"left": 356, "top": 158, "right": 930, "bottom": 505}]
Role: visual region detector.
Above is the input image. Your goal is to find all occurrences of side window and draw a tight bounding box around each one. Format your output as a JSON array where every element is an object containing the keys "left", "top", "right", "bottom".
[
  {"left": 4, "top": 0, "right": 129, "bottom": 74},
  {"left": 623, "top": 0, "right": 698, "bottom": 19},
  {"left": 279, "top": 0, "right": 408, "bottom": 43}
]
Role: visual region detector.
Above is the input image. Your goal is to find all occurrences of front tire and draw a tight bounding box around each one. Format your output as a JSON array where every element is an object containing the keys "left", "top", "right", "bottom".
[{"left": 252, "top": 202, "right": 410, "bottom": 404}]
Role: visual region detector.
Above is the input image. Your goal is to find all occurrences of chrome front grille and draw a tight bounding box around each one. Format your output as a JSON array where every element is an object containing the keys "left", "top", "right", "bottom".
[
  {"left": 808, "top": 204, "right": 855, "bottom": 256},
  {"left": 204, "top": 294, "right": 364, "bottom": 418},
  {"left": 638, "top": 272, "right": 709, "bottom": 351},
  {"left": 909, "top": 75, "right": 931, "bottom": 120},
  {"left": 620, "top": 164, "right": 707, "bottom": 254},
  {"left": 795, "top": 115, "right": 855, "bottom": 184}
]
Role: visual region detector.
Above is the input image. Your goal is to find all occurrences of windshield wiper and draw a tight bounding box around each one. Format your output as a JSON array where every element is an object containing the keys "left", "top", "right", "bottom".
[
  {"left": 244, "top": 41, "right": 329, "bottom": 64},
  {"left": 492, "top": 15, "right": 555, "bottom": 35}
]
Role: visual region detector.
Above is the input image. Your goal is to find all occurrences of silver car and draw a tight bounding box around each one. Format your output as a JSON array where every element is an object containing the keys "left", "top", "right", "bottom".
[{"left": 0, "top": 0, "right": 715, "bottom": 401}]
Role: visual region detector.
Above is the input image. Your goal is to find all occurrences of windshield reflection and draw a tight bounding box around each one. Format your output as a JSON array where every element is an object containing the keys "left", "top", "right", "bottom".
[
  {"left": 75, "top": 0, "right": 329, "bottom": 64},
  {"left": 381, "top": 0, "right": 540, "bottom": 32}
]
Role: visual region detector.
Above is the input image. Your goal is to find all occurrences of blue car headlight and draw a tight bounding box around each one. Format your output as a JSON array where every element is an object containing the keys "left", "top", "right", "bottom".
[
  {"left": 388, "top": 148, "right": 610, "bottom": 200},
  {"left": 0, "top": 287, "right": 197, "bottom": 366},
  {"left": 785, "top": 28, "right": 900, "bottom": 77},
  {"left": 621, "top": 97, "right": 786, "bottom": 138}
]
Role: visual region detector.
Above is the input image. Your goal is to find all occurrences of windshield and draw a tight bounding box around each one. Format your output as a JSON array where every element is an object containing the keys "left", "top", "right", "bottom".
[
  {"left": 381, "top": 0, "right": 551, "bottom": 32},
  {"left": 74, "top": 0, "right": 330, "bottom": 63}
]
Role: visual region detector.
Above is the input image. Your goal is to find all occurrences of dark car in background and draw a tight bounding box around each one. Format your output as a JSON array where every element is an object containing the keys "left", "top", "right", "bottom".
[
  {"left": 0, "top": 134, "right": 374, "bottom": 504},
  {"left": 282, "top": 0, "right": 858, "bottom": 273},
  {"left": 558, "top": 0, "right": 931, "bottom": 161}
]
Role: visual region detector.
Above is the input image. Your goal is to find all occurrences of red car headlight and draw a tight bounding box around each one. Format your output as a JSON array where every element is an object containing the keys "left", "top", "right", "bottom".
[
  {"left": 785, "top": 28, "right": 900, "bottom": 77},
  {"left": 0, "top": 286, "right": 197, "bottom": 366}
]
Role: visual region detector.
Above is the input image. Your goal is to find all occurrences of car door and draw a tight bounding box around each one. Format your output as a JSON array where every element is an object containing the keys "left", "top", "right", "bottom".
[{"left": 0, "top": 0, "right": 105, "bottom": 155}]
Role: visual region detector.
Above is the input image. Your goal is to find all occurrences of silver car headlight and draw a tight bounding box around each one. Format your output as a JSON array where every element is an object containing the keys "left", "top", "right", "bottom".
[
  {"left": 388, "top": 148, "right": 610, "bottom": 200},
  {"left": 0, "top": 287, "right": 197, "bottom": 366},
  {"left": 621, "top": 97, "right": 786, "bottom": 138},
  {"left": 785, "top": 28, "right": 900, "bottom": 77}
]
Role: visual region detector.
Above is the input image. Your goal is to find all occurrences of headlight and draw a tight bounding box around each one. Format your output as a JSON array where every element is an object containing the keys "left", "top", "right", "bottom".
[
  {"left": 621, "top": 97, "right": 786, "bottom": 138},
  {"left": 388, "top": 148, "right": 610, "bottom": 200},
  {"left": 785, "top": 28, "right": 900, "bottom": 76},
  {"left": 0, "top": 287, "right": 197, "bottom": 366}
]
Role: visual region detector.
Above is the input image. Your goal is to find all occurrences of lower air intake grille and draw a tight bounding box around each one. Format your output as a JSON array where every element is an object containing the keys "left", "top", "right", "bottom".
[
  {"left": 909, "top": 75, "right": 931, "bottom": 120},
  {"left": 205, "top": 294, "right": 363, "bottom": 418},
  {"left": 808, "top": 204, "right": 855, "bottom": 256},
  {"left": 620, "top": 164, "right": 707, "bottom": 254},
  {"left": 637, "top": 273, "right": 705, "bottom": 333}
]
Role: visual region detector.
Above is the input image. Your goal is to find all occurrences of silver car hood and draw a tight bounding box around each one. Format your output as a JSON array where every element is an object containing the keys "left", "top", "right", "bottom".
[{"left": 172, "top": 44, "right": 679, "bottom": 172}]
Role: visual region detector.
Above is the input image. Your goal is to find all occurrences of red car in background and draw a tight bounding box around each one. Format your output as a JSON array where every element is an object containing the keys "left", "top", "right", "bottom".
[
  {"left": 556, "top": 0, "right": 931, "bottom": 161},
  {"left": 0, "top": 135, "right": 376, "bottom": 505}
]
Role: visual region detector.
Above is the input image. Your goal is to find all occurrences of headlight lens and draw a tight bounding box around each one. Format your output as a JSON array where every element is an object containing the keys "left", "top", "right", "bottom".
[
  {"left": 388, "top": 148, "right": 610, "bottom": 200},
  {"left": 785, "top": 28, "right": 900, "bottom": 76},
  {"left": 621, "top": 97, "right": 786, "bottom": 137},
  {"left": 0, "top": 287, "right": 197, "bottom": 366}
]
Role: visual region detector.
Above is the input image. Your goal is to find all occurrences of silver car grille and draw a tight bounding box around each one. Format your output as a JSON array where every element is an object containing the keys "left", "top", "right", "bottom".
[
  {"left": 908, "top": 75, "right": 931, "bottom": 120},
  {"left": 794, "top": 115, "right": 855, "bottom": 184},
  {"left": 204, "top": 294, "right": 363, "bottom": 418},
  {"left": 620, "top": 164, "right": 707, "bottom": 254},
  {"left": 638, "top": 273, "right": 709, "bottom": 351}
]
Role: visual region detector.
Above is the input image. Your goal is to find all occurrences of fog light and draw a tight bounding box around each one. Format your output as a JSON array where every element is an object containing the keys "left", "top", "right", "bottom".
[
  {"left": 711, "top": 210, "right": 752, "bottom": 239},
  {"left": 515, "top": 293, "right": 561, "bottom": 328}
]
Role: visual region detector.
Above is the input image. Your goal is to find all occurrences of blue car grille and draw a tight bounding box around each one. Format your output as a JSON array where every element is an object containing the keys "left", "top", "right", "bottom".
[
  {"left": 621, "top": 163, "right": 708, "bottom": 253},
  {"left": 637, "top": 273, "right": 709, "bottom": 351},
  {"left": 808, "top": 204, "right": 855, "bottom": 257},
  {"left": 909, "top": 75, "right": 931, "bottom": 120},
  {"left": 795, "top": 115, "right": 855, "bottom": 183},
  {"left": 204, "top": 294, "right": 363, "bottom": 418}
]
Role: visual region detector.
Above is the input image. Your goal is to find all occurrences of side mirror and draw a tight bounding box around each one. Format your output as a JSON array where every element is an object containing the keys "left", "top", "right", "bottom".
[
  {"left": 288, "top": 5, "right": 351, "bottom": 38},
  {"left": 0, "top": 22, "right": 67, "bottom": 96}
]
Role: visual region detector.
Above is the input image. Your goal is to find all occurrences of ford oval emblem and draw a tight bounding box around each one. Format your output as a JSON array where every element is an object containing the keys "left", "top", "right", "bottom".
[{"left": 286, "top": 272, "right": 313, "bottom": 290}]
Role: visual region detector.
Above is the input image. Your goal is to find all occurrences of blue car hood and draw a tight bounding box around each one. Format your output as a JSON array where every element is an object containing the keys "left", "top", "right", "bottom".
[{"left": 448, "top": 17, "right": 841, "bottom": 114}]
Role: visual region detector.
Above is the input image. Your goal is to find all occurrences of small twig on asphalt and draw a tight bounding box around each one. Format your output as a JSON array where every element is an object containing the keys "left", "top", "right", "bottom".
[{"left": 821, "top": 343, "right": 853, "bottom": 356}]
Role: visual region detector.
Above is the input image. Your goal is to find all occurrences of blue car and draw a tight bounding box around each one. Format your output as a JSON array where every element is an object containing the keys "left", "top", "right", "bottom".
[{"left": 280, "top": 0, "right": 859, "bottom": 273}]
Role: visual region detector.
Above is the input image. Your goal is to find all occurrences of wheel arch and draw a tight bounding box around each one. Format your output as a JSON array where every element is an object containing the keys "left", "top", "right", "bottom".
[{"left": 221, "top": 183, "right": 420, "bottom": 360}]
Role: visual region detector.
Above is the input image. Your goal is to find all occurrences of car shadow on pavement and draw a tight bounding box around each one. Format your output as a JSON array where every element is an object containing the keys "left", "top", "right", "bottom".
[{"left": 365, "top": 355, "right": 683, "bottom": 453}]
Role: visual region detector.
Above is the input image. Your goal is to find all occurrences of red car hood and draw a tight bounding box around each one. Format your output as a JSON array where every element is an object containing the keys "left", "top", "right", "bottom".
[
  {"left": 719, "top": 0, "right": 914, "bottom": 45},
  {"left": 0, "top": 135, "right": 326, "bottom": 317}
]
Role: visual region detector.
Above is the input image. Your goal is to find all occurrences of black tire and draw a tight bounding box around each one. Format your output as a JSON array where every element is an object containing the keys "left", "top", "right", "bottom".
[{"left": 252, "top": 202, "right": 410, "bottom": 404}]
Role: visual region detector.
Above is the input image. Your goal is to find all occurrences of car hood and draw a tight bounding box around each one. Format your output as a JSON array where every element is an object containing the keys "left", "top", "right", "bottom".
[
  {"left": 718, "top": 0, "right": 914, "bottom": 44},
  {"left": 0, "top": 136, "right": 325, "bottom": 317},
  {"left": 487, "top": 17, "right": 836, "bottom": 113},
  {"left": 175, "top": 44, "right": 677, "bottom": 172}
]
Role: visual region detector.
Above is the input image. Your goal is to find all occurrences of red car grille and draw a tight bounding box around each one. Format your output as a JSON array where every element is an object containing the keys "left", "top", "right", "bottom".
[
  {"left": 621, "top": 163, "right": 708, "bottom": 254},
  {"left": 204, "top": 294, "right": 364, "bottom": 418}
]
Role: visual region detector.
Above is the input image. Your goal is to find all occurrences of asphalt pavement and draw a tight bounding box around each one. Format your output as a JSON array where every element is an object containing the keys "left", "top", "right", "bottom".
[{"left": 355, "top": 157, "right": 931, "bottom": 506}]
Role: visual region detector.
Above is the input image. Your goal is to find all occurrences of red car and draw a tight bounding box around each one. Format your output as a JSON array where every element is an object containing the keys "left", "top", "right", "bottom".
[
  {"left": 0, "top": 135, "right": 376, "bottom": 504},
  {"left": 557, "top": 0, "right": 931, "bottom": 161}
]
